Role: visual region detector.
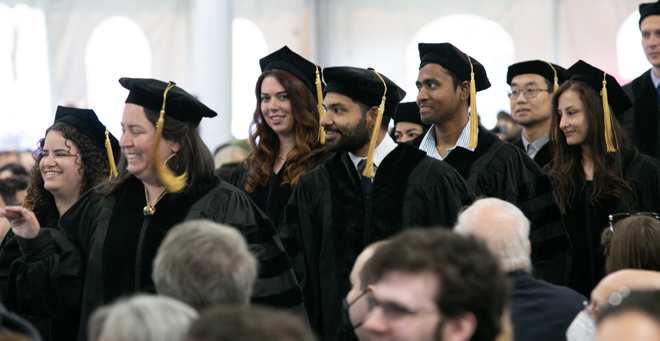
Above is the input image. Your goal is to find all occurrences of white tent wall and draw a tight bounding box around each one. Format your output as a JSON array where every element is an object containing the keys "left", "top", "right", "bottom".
[{"left": 0, "top": 0, "right": 646, "bottom": 150}]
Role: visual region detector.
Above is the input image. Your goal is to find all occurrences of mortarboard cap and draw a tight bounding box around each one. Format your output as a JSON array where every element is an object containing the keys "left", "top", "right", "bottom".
[
  {"left": 260, "top": 46, "right": 327, "bottom": 144},
  {"left": 506, "top": 60, "right": 566, "bottom": 92},
  {"left": 640, "top": 1, "right": 660, "bottom": 27},
  {"left": 393, "top": 102, "right": 429, "bottom": 128},
  {"left": 323, "top": 66, "right": 406, "bottom": 118},
  {"left": 418, "top": 42, "right": 490, "bottom": 148},
  {"left": 119, "top": 78, "right": 217, "bottom": 127},
  {"left": 54, "top": 106, "right": 120, "bottom": 179},
  {"left": 564, "top": 60, "right": 632, "bottom": 152}
]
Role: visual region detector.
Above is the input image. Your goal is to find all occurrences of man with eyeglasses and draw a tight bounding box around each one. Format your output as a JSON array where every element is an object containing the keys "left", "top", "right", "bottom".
[
  {"left": 409, "top": 42, "right": 572, "bottom": 286},
  {"left": 507, "top": 60, "right": 566, "bottom": 168},
  {"left": 356, "top": 228, "right": 509, "bottom": 341},
  {"left": 623, "top": 1, "right": 660, "bottom": 161}
]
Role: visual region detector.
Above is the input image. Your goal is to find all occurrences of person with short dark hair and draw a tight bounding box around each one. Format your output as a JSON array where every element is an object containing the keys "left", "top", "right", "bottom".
[
  {"left": 596, "top": 291, "right": 660, "bottom": 341},
  {"left": 622, "top": 1, "right": 660, "bottom": 161},
  {"left": 152, "top": 220, "right": 258, "bottom": 311},
  {"left": 546, "top": 60, "right": 660, "bottom": 297},
  {"left": 601, "top": 214, "right": 660, "bottom": 274},
  {"left": 358, "top": 228, "right": 509, "bottom": 341},
  {"left": 187, "top": 305, "right": 316, "bottom": 341},
  {"left": 409, "top": 42, "right": 572, "bottom": 286},
  {"left": 455, "top": 198, "right": 586, "bottom": 341},
  {"left": 507, "top": 60, "right": 566, "bottom": 168},
  {"left": 280, "top": 66, "right": 475, "bottom": 340},
  {"left": 0, "top": 164, "right": 28, "bottom": 180},
  {"left": 0, "top": 79, "right": 303, "bottom": 341},
  {"left": 0, "top": 176, "right": 29, "bottom": 207}
]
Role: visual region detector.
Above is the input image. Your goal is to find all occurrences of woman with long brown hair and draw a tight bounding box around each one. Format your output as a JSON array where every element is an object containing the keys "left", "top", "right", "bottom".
[
  {"left": 231, "top": 46, "right": 327, "bottom": 226},
  {"left": 546, "top": 60, "right": 660, "bottom": 297}
]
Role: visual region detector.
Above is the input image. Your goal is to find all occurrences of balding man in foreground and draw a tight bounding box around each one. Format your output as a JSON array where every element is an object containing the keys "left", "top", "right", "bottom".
[{"left": 455, "top": 198, "right": 585, "bottom": 341}]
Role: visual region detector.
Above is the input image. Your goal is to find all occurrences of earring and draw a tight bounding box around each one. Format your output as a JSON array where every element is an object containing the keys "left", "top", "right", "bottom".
[
  {"left": 370, "top": 124, "right": 375, "bottom": 129},
  {"left": 163, "top": 152, "right": 177, "bottom": 167}
]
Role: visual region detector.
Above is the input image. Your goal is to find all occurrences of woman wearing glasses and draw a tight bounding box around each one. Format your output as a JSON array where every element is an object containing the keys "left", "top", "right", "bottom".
[{"left": 546, "top": 60, "right": 660, "bottom": 297}]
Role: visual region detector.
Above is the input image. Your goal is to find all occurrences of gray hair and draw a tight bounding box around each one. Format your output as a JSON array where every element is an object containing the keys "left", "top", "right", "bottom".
[
  {"left": 152, "top": 220, "right": 258, "bottom": 311},
  {"left": 454, "top": 197, "right": 531, "bottom": 272},
  {"left": 97, "top": 295, "right": 197, "bottom": 341}
]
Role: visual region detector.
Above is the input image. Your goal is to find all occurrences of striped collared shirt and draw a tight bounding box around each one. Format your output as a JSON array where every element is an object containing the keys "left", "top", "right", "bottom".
[
  {"left": 418, "top": 117, "right": 477, "bottom": 161},
  {"left": 349, "top": 133, "right": 398, "bottom": 180}
]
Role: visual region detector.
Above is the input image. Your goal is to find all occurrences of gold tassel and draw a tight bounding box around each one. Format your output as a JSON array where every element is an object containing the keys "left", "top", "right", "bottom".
[
  {"left": 105, "top": 129, "right": 118, "bottom": 180},
  {"left": 362, "top": 70, "right": 387, "bottom": 179},
  {"left": 544, "top": 61, "right": 559, "bottom": 92},
  {"left": 601, "top": 73, "right": 617, "bottom": 152},
  {"left": 154, "top": 82, "right": 188, "bottom": 192},
  {"left": 466, "top": 54, "right": 478, "bottom": 149},
  {"left": 315, "top": 64, "right": 326, "bottom": 144}
]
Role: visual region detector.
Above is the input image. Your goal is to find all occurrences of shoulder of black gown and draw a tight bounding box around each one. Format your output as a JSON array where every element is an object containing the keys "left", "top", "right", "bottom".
[
  {"left": 621, "top": 145, "right": 660, "bottom": 211},
  {"left": 511, "top": 133, "right": 524, "bottom": 150},
  {"left": 229, "top": 160, "right": 248, "bottom": 189},
  {"left": 409, "top": 132, "right": 425, "bottom": 148}
]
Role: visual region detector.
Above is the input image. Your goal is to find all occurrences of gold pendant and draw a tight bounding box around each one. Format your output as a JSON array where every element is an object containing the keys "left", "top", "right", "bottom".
[{"left": 143, "top": 206, "right": 156, "bottom": 216}]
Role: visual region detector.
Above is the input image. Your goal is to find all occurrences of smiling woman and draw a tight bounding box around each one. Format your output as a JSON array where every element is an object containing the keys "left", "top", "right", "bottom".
[
  {"left": 231, "top": 46, "right": 328, "bottom": 226},
  {"left": 546, "top": 60, "right": 660, "bottom": 298}
]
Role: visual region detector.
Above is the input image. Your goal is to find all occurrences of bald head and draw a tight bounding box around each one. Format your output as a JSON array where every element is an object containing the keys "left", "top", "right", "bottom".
[
  {"left": 454, "top": 198, "right": 531, "bottom": 273},
  {"left": 590, "top": 270, "right": 660, "bottom": 320}
]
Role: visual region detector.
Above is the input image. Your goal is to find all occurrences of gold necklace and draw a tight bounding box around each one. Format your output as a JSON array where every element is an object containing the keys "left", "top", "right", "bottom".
[
  {"left": 143, "top": 186, "right": 169, "bottom": 216},
  {"left": 276, "top": 153, "right": 286, "bottom": 161}
]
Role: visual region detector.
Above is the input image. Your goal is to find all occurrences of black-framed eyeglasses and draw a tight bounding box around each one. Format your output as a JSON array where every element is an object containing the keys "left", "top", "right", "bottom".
[
  {"left": 507, "top": 87, "right": 551, "bottom": 99},
  {"left": 342, "top": 290, "right": 369, "bottom": 329},
  {"left": 608, "top": 212, "right": 660, "bottom": 234},
  {"left": 366, "top": 294, "right": 437, "bottom": 321}
]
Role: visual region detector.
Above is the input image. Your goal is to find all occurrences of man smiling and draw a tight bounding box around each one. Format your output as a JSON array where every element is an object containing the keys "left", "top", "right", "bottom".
[
  {"left": 280, "top": 66, "right": 474, "bottom": 340},
  {"left": 409, "top": 42, "right": 572, "bottom": 287}
]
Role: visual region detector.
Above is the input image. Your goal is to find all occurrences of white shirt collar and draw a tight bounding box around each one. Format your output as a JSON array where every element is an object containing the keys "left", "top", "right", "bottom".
[
  {"left": 349, "top": 133, "right": 398, "bottom": 174},
  {"left": 418, "top": 116, "right": 477, "bottom": 161},
  {"left": 521, "top": 133, "right": 549, "bottom": 159}
]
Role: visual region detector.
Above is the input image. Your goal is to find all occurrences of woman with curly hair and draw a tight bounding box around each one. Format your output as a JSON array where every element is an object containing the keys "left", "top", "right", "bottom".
[
  {"left": 231, "top": 46, "right": 328, "bottom": 225},
  {"left": 1, "top": 105, "right": 119, "bottom": 341},
  {"left": 546, "top": 60, "right": 660, "bottom": 297}
]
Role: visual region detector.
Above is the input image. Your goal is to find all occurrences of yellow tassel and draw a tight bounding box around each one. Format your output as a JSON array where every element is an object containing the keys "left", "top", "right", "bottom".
[
  {"left": 544, "top": 61, "right": 559, "bottom": 92},
  {"left": 362, "top": 70, "right": 387, "bottom": 179},
  {"left": 466, "top": 54, "right": 478, "bottom": 149},
  {"left": 315, "top": 64, "right": 325, "bottom": 144},
  {"left": 154, "top": 82, "right": 188, "bottom": 192},
  {"left": 601, "top": 73, "right": 617, "bottom": 153},
  {"left": 105, "top": 129, "right": 118, "bottom": 180}
]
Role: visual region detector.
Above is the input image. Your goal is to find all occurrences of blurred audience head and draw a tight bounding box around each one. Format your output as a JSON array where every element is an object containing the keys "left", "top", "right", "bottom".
[
  {"left": 0, "top": 303, "right": 41, "bottom": 341},
  {"left": 91, "top": 295, "right": 197, "bottom": 341},
  {"left": 0, "top": 151, "right": 20, "bottom": 169},
  {"left": 18, "top": 151, "right": 35, "bottom": 176},
  {"left": 0, "top": 176, "right": 29, "bottom": 207},
  {"left": 359, "top": 228, "right": 509, "bottom": 341},
  {"left": 602, "top": 213, "right": 660, "bottom": 274},
  {"left": 187, "top": 305, "right": 316, "bottom": 341},
  {"left": 596, "top": 290, "right": 660, "bottom": 341},
  {"left": 0, "top": 164, "right": 28, "bottom": 180},
  {"left": 454, "top": 197, "right": 532, "bottom": 273},
  {"left": 213, "top": 143, "right": 249, "bottom": 169},
  {"left": 152, "top": 220, "right": 258, "bottom": 311},
  {"left": 342, "top": 240, "right": 389, "bottom": 341}
]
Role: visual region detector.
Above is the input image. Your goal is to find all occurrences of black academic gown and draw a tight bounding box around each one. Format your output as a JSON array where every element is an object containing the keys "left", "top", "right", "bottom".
[
  {"left": 623, "top": 70, "right": 660, "bottom": 160},
  {"left": 0, "top": 176, "right": 304, "bottom": 341},
  {"left": 546, "top": 146, "right": 660, "bottom": 297},
  {"left": 512, "top": 134, "right": 552, "bottom": 169},
  {"left": 411, "top": 128, "right": 573, "bottom": 286},
  {"left": 230, "top": 153, "right": 331, "bottom": 226},
  {"left": 279, "top": 143, "right": 475, "bottom": 341}
]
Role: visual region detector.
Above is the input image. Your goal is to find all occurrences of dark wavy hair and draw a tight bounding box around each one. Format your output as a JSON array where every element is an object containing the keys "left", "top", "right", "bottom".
[
  {"left": 548, "top": 81, "right": 633, "bottom": 214},
  {"left": 97, "top": 107, "right": 215, "bottom": 195},
  {"left": 244, "top": 69, "right": 326, "bottom": 192},
  {"left": 23, "top": 122, "right": 110, "bottom": 222}
]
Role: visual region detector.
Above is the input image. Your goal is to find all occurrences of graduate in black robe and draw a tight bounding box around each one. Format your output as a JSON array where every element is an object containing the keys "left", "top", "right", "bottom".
[
  {"left": 546, "top": 60, "right": 660, "bottom": 297},
  {"left": 230, "top": 46, "right": 329, "bottom": 226},
  {"left": 622, "top": 1, "right": 660, "bottom": 161},
  {"left": 279, "top": 67, "right": 475, "bottom": 341},
  {"left": 410, "top": 43, "right": 572, "bottom": 286},
  {"left": 506, "top": 60, "right": 566, "bottom": 170},
  {"left": 0, "top": 79, "right": 303, "bottom": 341}
]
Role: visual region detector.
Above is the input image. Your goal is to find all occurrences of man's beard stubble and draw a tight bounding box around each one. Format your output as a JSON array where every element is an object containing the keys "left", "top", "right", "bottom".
[{"left": 324, "top": 114, "right": 371, "bottom": 153}]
